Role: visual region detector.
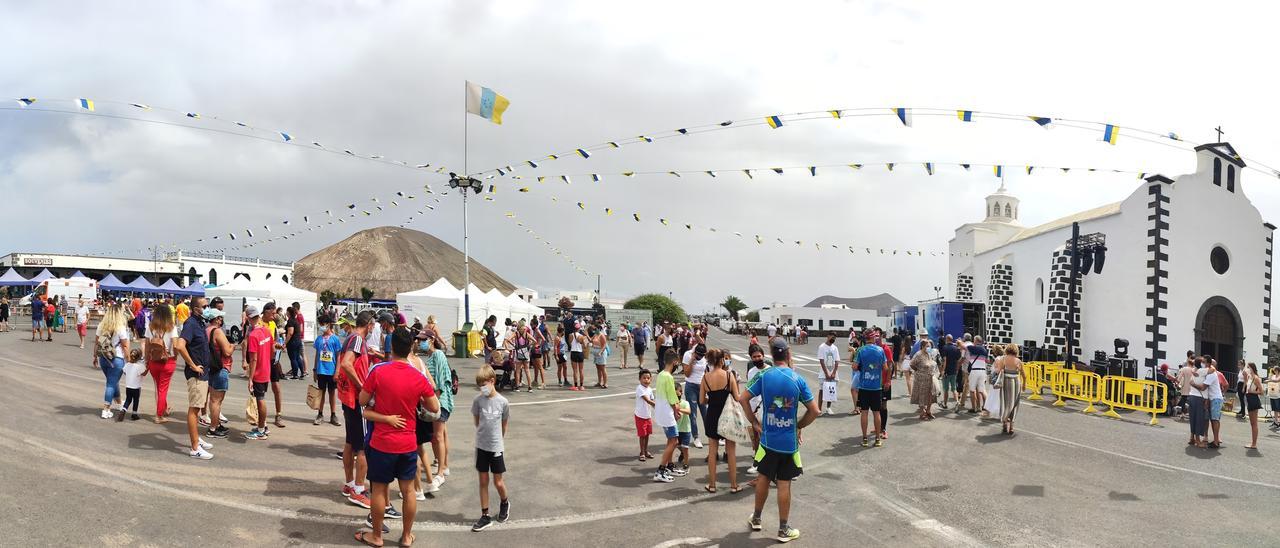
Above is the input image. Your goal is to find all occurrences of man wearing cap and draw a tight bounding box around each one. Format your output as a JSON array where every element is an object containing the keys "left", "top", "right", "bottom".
[
  {"left": 337, "top": 310, "right": 376, "bottom": 508},
  {"left": 740, "top": 338, "right": 817, "bottom": 543},
  {"left": 370, "top": 312, "right": 395, "bottom": 362},
  {"left": 244, "top": 305, "right": 273, "bottom": 440}
]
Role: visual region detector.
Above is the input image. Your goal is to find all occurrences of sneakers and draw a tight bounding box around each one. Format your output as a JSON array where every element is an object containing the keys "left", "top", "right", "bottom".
[
  {"left": 347, "top": 491, "right": 371, "bottom": 509},
  {"left": 207, "top": 426, "right": 229, "bottom": 439},
  {"left": 748, "top": 515, "right": 763, "bottom": 531},
  {"left": 442, "top": 467, "right": 451, "bottom": 477},
  {"left": 383, "top": 506, "right": 402, "bottom": 520},
  {"left": 415, "top": 490, "right": 426, "bottom": 501},
  {"left": 115, "top": 408, "right": 126, "bottom": 422},
  {"left": 129, "top": 414, "right": 140, "bottom": 421},
  {"left": 342, "top": 484, "right": 354, "bottom": 497},
  {"left": 329, "top": 415, "right": 342, "bottom": 427},
  {"left": 668, "top": 466, "right": 688, "bottom": 478},
  {"left": 244, "top": 430, "right": 267, "bottom": 440},
  {"left": 197, "top": 438, "right": 213, "bottom": 451},
  {"left": 100, "top": 409, "right": 113, "bottom": 420},
  {"left": 426, "top": 476, "right": 441, "bottom": 493},
  {"left": 219, "top": 413, "right": 228, "bottom": 423},
  {"left": 746, "top": 465, "right": 758, "bottom": 475},
  {"left": 189, "top": 448, "right": 214, "bottom": 460},
  {"left": 777, "top": 525, "right": 801, "bottom": 543},
  {"left": 313, "top": 415, "right": 322, "bottom": 426},
  {"left": 471, "top": 514, "right": 494, "bottom": 532},
  {"left": 198, "top": 415, "right": 211, "bottom": 427},
  {"left": 497, "top": 499, "right": 510, "bottom": 522},
  {"left": 694, "top": 439, "right": 705, "bottom": 449},
  {"left": 364, "top": 515, "right": 390, "bottom": 534},
  {"left": 652, "top": 470, "right": 673, "bottom": 483}
]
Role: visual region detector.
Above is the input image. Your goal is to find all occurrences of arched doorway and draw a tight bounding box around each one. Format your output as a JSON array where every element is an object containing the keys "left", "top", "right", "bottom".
[{"left": 1194, "top": 297, "right": 1243, "bottom": 372}]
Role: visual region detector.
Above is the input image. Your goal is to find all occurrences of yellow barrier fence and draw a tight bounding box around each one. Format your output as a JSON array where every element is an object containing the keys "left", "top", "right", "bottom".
[
  {"left": 1024, "top": 361, "right": 1059, "bottom": 400},
  {"left": 1100, "top": 376, "right": 1167, "bottom": 425},
  {"left": 467, "top": 331, "right": 484, "bottom": 357},
  {"left": 1050, "top": 368, "right": 1102, "bottom": 413}
]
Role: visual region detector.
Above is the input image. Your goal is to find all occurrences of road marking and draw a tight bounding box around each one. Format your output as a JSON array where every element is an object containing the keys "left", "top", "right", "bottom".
[
  {"left": 508, "top": 391, "right": 632, "bottom": 406},
  {"left": 853, "top": 486, "right": 983, "bottom": 546},
  {"left": 1022, "top": 429, "right": 1280, "bottom": 490},
  {"left": 650, "top": 538, "right": 716, "bottom": 548}
]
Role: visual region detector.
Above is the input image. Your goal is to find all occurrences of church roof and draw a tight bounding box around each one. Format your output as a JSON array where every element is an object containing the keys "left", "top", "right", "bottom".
[
  {"left": 1194, "top": 142, "right": 1246, "bottom": 168},
  {"left": 1005, "top": 201, "right": 1122, "bottom": 245}
]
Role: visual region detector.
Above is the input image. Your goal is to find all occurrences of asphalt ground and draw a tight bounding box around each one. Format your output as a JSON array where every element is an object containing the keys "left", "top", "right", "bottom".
[{"left": 1, "top": 322, "right": 1277, "bottom": 547}]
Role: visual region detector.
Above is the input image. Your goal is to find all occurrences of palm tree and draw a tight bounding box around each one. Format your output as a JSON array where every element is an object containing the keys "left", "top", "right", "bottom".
[{"left": 720, "top": 295, "right": 747, "bottom": 320}]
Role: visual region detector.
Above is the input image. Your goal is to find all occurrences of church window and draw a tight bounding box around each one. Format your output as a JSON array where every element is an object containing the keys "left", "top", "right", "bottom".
[
  {"left": 1210, "top": 246, "right": 1230, "bottom": 275},
  {"left": 1036, "top": 278, "right": 1044, "bottom": 304},
  {"left": 207, "top": 269, "right": 218, "bottom": 285},
  {"left": 992, "top": 202, "right": 1000, "bottom": 216},
  {"left": 1213, "top": 158, "right": 1222, "bottom": 186},
  {"left": 1227, "top": 166, "right": 1236, "bottom": 193},
  {"left": 1004, "top": 204, "right": 1012, "bottom": 217}
]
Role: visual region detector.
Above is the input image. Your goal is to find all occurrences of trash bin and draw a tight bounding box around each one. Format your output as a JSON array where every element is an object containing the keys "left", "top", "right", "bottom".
[{"left": 453, "top": 322, "right": 473, "bottom": 359}]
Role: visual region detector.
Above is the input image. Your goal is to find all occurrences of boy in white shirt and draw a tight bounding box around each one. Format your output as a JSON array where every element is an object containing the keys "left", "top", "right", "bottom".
[
  {"left": 634, "top": 369, "right": 656, "bottom": 461},
  {"left": 816, "top": 335, "right": 841, "bottom": 415}
]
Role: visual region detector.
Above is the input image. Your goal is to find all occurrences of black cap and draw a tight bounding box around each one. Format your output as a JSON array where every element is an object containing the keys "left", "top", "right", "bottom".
[
  {"left": 377, "top": 312, "right": 395, "bottom": 325},
  {"left": 694, "top": 343, "right": 707, "bottom": 355},
  {"left": 771, "top": 337, "right": 789, "bottom": 355}
]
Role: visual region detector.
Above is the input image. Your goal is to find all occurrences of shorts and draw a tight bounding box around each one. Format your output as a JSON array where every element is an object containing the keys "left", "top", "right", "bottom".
[
  {"left": 251, "top": 381, "right": 269, "bottom": 400},
  {"left": 32, "top": 319, "right": 43, "bottom": 330},
  {"left": 851, "top": 372, "right": 861, "bottom": 389},
  {"left": 634, "top": 344, "right": 646, "bottom": 357},
  {"left": 570, "top": 351, "right": 584, "bottom": 363},
  {"left": 476, "top": 448, "right": 507, "bottom": 474},
  {"left": 942, "top": 374, "right": 958, "bottom": 393},
  {"left": 438, "top": 409, "right": 452, "bottom": 423},
  {"left": 415, "top": 418, "right": 433, "bottom": 445},
  {"left": 678, "top": 431, "right": 692, "bottom": 448},
  {"left": 271, "top": 360, "right": 284, "bottom": 383},
  {"left": 857, "top": 389, "right": 882, "bottom": 411},
  {"left": 186, "top": 377, "right": 209, "bottom": 409},
  {"left": 661, "top": 425, "right": 678, "bottom": 439},
  {"left": 968, "top": 370, "right": 989, "bottom": 391},
  {"left": 1209, "top": 398, "right": 1224, "bottom": 421},
  {"left": 1270, "top": 398, "right": 1280, "bottom": 413},
  {"left": 343, "top": 405, "right": 366, "bottom": 451},
  {"left": 594, "top": 352, "right": 607, "bottom": 366},
  {"left": 77, "top": 323, "right": 87, "bottom": 337},
  {"left": 753, "top": 446, "right": 802, "bottom": 482},
  {"left": 634, "top": 415, "right": 652, "bottom": 437},
  {"left": 209, "top": 368, "right": 229, "bottom": 392},
  {"left": 315, "top": 373, "right": 336, "bottom": 391},
  {"left": 45, "top": 317, "right": 54, "bottom": 328},
  {"left": 1246, "top": 393, "right": 1262, "bottom": 412},
  {"left": 366, "top": 446, "right": 418, "bottom": 484}
]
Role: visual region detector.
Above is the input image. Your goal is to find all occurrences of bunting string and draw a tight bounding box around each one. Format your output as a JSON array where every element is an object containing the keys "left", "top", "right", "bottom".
[{"left": 497, "top": 213, "right": 595, "bottom": 277}]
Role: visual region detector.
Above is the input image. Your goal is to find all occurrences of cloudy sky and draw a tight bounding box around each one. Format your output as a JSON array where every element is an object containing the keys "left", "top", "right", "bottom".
[{"left": 3, "top": 0, "right": 1279, "bottom": 313}]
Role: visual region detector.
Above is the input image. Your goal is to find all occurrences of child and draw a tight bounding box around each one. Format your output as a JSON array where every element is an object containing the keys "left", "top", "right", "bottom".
[
  {"left": 634, "top": 369, "right": 655, "bottom": 461},
  {"left": 554, "top": 332, "right": 569, "bottom": 388},
  {"left": 312, "top": 319, "right": 342, "bottom": 426},
  {"left": 676, "top": 398, "right": 692, "bottom": 474},
  {"left": 652, "top": 352, "right": 685, "bottom": 483},
  {"left": 471, "top": 366, "right": 511, "bottom": 532},
  {"left": 121, "top": 348, "right": 147, "bottom": 421}
]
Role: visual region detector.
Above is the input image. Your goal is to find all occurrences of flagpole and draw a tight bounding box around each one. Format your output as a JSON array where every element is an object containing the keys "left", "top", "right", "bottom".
[{"left": 462, "top": 83, "right": 472, "bottom": 326}]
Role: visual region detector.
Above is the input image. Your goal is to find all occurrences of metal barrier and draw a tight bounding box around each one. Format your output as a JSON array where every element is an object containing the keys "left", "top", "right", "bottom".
[
  {"left": 1024, "top": 361, "right": 1059, "bottom": 400},
  {"left": 1100, "top": 376, "right": 1167, "bottom": 425},
  {"left": 1050, "top": 368, "right": 1102, "bottom": 413}
]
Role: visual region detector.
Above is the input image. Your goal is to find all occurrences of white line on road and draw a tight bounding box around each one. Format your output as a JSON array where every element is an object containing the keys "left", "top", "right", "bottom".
[{"left": 649, "top": 538, "right": 716, "bottom": 548}]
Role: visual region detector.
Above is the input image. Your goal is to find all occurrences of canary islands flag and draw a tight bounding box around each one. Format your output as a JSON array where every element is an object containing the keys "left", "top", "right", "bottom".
[
  {"left": 465, "top": 81, "right": 510, "bottom": 125},
  {"left": 766, "top": 115, "right": 783, "bottom": 129},
  {"left": 77, "top": 98, "right": 95, "bottom": 111},
  {"left": 1102, "top": 124, "right": 1119, "bottom": 145},
  {"left": 957, "top": 110, "right": 973, "bottom": 122}
]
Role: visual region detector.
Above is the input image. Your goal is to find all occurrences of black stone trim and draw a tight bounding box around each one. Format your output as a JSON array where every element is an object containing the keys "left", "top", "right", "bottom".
[
  {"left": 1265, "top": 225, "right": 1274, "bottom": 359},
  {"left": 1146, "top": 182, "right": 1170, "bottom": 377},
  {"left": 1194, "top": 142, "right": 1247, "bottom": 168}
]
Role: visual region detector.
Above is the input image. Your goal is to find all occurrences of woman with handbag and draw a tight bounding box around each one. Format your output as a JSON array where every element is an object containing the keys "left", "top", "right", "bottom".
[
  {"left": 1244, "top": 362, "right": 1263, "bottom": 449},
  {"left": 144, "top": 303, "right": 178, "bottom": 424},
  {"left": 512, "top": 319, "right": 532, "bottom": 392},
  {"left": 993, "top": 344, "right": 1025, "bottom": 435},
  {"left": 700, "top": 348, "right": 745, "bottom": 494},
  {"left": 95, "top": 304, "right": 131, "bottom": 419},
  {"left": 909, "top": 340, "right": 938, "bottom": 420}
]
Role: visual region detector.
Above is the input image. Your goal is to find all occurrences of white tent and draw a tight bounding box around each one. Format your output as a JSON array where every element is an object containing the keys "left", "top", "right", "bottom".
[
  {"left": 396, "top": 279, "right": 464, "bottom": 334},
  {"left": 506, "top": 293, "right": 543, "bottom": 323},
  {"left": 483, "top": 288, "right": 511, "bottom": 324},
  {"left": 206, "top": 277, "right": 319, "bottom": 341}
]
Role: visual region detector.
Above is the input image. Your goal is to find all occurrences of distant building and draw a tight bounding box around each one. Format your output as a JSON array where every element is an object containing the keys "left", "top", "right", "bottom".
[
  {"left": 0, "top": 250, "right": 293, "bottom": 288},
  {"left": 949, "top": 143, "right": 1271, "bottom": 379},
  {"left": 533, "top": 289, "right": 628, "bottom": 310},
  {"left": 758, "top": 302, "right": 889, "bottom": 332}
]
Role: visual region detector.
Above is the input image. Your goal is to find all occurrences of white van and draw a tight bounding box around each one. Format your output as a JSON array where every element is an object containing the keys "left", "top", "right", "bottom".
[{"left": 34, "top": 277, "right": 99, "bottom": 306}]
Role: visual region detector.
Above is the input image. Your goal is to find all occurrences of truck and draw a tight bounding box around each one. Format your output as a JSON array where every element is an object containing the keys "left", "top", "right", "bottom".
[{"left": 919, "top": 301, "right": 986, "bottom": 342}]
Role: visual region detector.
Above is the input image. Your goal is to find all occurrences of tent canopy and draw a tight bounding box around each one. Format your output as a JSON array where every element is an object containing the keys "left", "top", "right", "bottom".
[
  {"left": 126, "top": 276, "right": 162, "bottom": 293},
  {"left": 70, "top": 270, "right": 86, "bottom": 278},
  {"left": 0, "top": 268, "right": 31, "bottom": 287},
  {"left": 28, "top": 269, "right": 54, "bottom": 283},
  {"left": 98, "top": 273, "right": 129, "bottom": 292}
]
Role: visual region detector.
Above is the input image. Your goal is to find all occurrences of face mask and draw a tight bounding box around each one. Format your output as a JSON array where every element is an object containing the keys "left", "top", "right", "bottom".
[
  {"left": 480, "top": 385, "right": 493, "bottom": 397},
  {"left": 723, "top": 358, "right": 731, "bottom": 367},
  {"left": 751, "top": 359, "right": 765, "bottom": 368},
  {"left": 418, "top": 341, "right": 430, "bottom": 353}
]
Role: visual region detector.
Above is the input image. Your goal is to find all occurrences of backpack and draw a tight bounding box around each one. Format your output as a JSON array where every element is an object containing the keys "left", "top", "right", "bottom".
[
  {"left": 450, "top": 368, "right": 460, "bottom": 396},
  {"left": 145, "top": 330, "right": 168, "bottom": 363},
  {"left": 95, "top": 331, "right": 117, "bottom": 360}
]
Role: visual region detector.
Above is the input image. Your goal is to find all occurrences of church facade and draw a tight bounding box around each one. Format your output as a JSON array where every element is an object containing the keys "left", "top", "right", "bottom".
[{"left": 948, "top": 143, "right": 1272, "bottom": 378}]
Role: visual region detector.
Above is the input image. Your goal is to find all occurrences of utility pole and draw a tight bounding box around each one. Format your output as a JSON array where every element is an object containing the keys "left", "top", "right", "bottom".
[{"left": 595, "top": 274, "right": 601, "bottom": 305}]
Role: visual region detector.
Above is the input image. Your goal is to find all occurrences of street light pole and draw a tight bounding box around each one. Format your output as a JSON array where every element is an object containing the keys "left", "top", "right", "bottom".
[{"left": 463, "top": 188, "right": 471, "bottom": 324}]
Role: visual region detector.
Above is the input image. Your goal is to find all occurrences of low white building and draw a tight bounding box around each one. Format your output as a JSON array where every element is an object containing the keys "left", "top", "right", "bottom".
[
  {"left": 532, "top": 289, "right": 628, "bottom": 310},
  {"left": 0, "top": 250, "right": 293, "bottom": 289},
  {"left": 758, "top": 302, "right": 888, "bottom": 332},
  {"left": 949, "top": 142, "right": 1270, "bottom": 379}
]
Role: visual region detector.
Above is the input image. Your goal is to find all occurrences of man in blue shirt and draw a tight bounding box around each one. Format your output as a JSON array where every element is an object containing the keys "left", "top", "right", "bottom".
[
  {"left": 853, "top": 337, "right": 887, "bottom": 447},
  {"left": 739, "top": 338, "right": 818, "bottom": 543},
  {"left": 30, "top": 294, "right": 45, "bottom": 342}
]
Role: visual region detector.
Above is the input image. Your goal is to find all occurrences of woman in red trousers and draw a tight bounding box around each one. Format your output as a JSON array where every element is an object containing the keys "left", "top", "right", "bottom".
[{"left": 143, "top": 303, "right": 177, "bottom": 423}]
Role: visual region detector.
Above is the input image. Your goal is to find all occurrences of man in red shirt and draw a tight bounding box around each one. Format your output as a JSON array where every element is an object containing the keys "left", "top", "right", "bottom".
[
  {"left": 243, "top": 305, "right": 273, "bottom": 440},
  {"left": 356, "top": 327, "right": 439, "bottom": 548},
  {"left": 338, "top": 310, "right": 375, "bottom": 508}
]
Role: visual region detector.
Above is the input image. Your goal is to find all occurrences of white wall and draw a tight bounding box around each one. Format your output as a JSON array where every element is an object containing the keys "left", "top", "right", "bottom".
[{"left": 759, "top": 305, "right": 888, "bottom": 331}]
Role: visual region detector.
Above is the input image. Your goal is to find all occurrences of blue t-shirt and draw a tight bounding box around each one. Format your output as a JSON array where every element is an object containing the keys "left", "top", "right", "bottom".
[
  {"left": 31, "top": 300, "right": 44, "bottom": 321},
  {"left": 746, "top": 366, "right": 813, "bottom": 454},
  {"left": 313, "top": 334, "right": 341, "bottom": 376},
  {"left": 632, "top": 326, "right": 647, "bottom": 348},
  {"left": 180, "top": 316, "right": 212, "bottom": 381},
  {"left": 855, "top": 344, "right": 886, "bottom": 391}
]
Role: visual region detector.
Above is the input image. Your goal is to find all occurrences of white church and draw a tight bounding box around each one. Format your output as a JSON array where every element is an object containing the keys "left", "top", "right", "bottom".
[{"left": 949, "top": 143, "right": 1272, "bottom": 379}]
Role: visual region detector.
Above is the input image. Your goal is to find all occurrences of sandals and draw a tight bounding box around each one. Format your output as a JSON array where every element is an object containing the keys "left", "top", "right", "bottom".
[
  {"left": 730, "top": 485, "right": 745, "bottom": 494},
  {"left": 639, "top": 455, "right": 647, "bottom": 462},
  {"left": 355, "top": 531, "right": 383, "bottom": 547},
  {"left": 861, "top": 437, "right": 870, "bottom": 447},
  {"left": 704, "top": 485, "right": 717, "bottom": 493},
  {"left": 873, "top": 438, "right": 884, "bottom": 447}
]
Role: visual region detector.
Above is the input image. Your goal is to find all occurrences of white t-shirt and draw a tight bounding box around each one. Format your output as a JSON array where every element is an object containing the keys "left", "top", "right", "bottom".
[
  {"left": 817, "top": 342, "right": 840, "bottom": 368},
  {"left": 766, "top": 324, "right": 777, "bottom": 337},
  {"left": 143, "top": 325, "right": 176, "bottom": 353},
  {"left": 683, "top": 349, "right": 708, "bottom": 384},
  {"left": 110, "top": 328, "right": 129, "bottom": 359},
  {"left": 123, "top": 361, "right": 147, "bottom": 389},
  {"left": 75, "top": 305, "right": 89, "bottom": 325},
  {"left": 1203, "top": 370, "right": 1223, "bottom": 400},
  {"left": 634, "top": 384, "right": 654, "bottom": 419},
  {"left": 746, "top": 365, "right": 767, "bottom": 411}
]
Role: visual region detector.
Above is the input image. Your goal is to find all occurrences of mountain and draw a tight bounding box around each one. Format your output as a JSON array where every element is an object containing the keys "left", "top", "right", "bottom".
[
  {"left": 292, "top": 226, "right": 516, "bottom": 299},
  {"left": 803, "top": 293, "right": 904, "bottom": 316}
]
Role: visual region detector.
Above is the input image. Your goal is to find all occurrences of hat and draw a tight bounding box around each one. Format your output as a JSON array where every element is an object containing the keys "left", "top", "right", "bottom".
[
  {"left": 245, "top": 304, "right": 261, "bottom": 318},
  {"left": 202, "top": 308, "right": 225, "bottom": 321},
  {"left": 770, "top": 337, "right": 789, "bottom": 354},
  {"left": 377, "top": 312, "right": 395, "bottom": 325},
  {"left": 694, "top": 343, "right": 707, "bottom": 355},
  {"left": 336, "top": 315, "right": 355, "bottom": 327}
]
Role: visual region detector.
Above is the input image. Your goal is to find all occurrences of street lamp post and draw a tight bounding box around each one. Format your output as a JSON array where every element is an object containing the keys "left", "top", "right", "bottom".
[{"left": 449, "top": 173, "right": 484, "bottom": 324}]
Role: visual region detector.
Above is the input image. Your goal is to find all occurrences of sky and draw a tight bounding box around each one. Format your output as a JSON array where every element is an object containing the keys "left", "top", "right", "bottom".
[{"left": 2, "top": 0, "right": 1279, "bottom": 313}]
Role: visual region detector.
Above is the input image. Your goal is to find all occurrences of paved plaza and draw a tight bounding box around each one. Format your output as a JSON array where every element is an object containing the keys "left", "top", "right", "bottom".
[{"left": 2, "top": 324, "right": 1277, "bottom": 547}]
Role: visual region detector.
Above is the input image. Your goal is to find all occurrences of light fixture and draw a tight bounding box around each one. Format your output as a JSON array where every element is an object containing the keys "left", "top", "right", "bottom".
[{"left": 1093, "top": 245, "right": 1107, "bottom": 274}]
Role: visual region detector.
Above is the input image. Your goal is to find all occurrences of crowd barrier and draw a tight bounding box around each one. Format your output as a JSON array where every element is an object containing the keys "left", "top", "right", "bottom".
[
  {"left": 1050, "top": 368, "right": 1102, "bottom": 413},
  {"left": 467, "top": 331, "right": 484, "bottom": 357},
  {"left": 1024, "top": 361, "right": 1060, "bottom": 401},
  {"left": 1100, "top": 376, "right": 1167, "bottom": 425}
]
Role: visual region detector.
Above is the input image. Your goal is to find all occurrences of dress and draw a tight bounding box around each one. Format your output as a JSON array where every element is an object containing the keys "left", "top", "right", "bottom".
[
  {"left": 995, "top": 356, "right": 1022, "bottom": 423},
  {"left": 909, "top": 351, "right": 937, "bottom": 406},
  {"left": 702, "top": 378, "right": 732, "bottom": 440}
]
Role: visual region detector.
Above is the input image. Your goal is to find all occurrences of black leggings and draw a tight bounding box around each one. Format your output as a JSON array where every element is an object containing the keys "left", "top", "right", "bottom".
[
  {"left": 123, "top": 387, "right": 141, "bottom": 412},
  {"left": 879, "top": 386, "right": 892, "bottom": 432}
]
